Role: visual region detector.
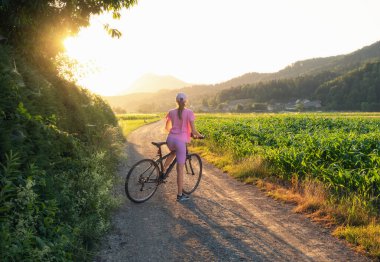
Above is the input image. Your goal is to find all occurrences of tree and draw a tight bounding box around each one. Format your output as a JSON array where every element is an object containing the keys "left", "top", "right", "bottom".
[
  {"left": 201, "top": 98, "right": 209, "bottom": 108},
  {"left": 236, "top": 104, "right": 244, "bottom": 112},
  {"left": 112, "top": 106, "right": 127, "bottom": 114},
  {"left": 295, "top": 102, "right": 305, "bottom": 112},
  {"left": 0, "top": 0, "right": 137, "bottom": 63}
]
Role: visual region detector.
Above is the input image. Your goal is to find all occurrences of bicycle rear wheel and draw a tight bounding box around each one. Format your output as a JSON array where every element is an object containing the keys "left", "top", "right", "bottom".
[
  {"left": 125, "top": 159, "right": 160, "bottom": 203},
  {"left": 183, "top": 153, "right": 202, "bottom": 194}
]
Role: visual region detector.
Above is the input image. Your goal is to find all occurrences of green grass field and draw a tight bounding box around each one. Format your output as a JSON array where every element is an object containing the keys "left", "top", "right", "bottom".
[{"left": 117, "top": 114, "right": 162, "bottom": 137}]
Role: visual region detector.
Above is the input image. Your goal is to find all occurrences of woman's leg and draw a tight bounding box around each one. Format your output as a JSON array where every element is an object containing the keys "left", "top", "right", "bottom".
[
  {"left": 163, "top": 151, "right": 175, "bottom": 172},
  {"left": 164, "top": 137, "right": 176, "bottom": 173},
  {"left": 176, "top": 163, "right": 185, "bottom": 195},
  {"left": 167, "top": 136, "right": 187, "bottom": 197}
]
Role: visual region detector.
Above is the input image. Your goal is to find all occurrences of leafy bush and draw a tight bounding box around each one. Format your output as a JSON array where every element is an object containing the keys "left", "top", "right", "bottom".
[{"left": 0, "top": 45, "right": 124, "bottom": 260}]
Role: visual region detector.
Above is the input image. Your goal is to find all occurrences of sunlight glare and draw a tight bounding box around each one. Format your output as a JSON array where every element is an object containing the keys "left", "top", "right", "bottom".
[
  {"left": 62, "top": 24, "right": 133, "bottom": 96},
  {"left": 61, "top": 0, "right": 380, "bottom": 96}
]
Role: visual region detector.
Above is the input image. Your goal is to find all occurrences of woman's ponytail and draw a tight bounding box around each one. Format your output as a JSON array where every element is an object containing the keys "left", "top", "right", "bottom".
[
  {"left": 175, "top": 93, "right": 187, "bottom": 120},
  {"left": 177, "top": 100, "right": 185, "bottom": 119}
]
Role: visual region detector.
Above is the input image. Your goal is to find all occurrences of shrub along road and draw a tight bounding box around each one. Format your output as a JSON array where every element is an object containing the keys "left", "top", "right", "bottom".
[{"left": 95, "top": 120, "right": 370, "bottom": 261}]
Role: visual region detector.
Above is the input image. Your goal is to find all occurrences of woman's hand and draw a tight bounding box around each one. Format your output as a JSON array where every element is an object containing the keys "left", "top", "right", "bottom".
[
  {"left": 190, "top": 121, "right": 204, "bottom": 139},
  {"left": 191, "top": 132, "right": 205, "bottom": 139}
]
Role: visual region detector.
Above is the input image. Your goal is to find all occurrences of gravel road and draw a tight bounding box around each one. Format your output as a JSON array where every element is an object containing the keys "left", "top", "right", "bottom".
[{"left": 95, "top": 120, "right": 371, "bottom": 262}]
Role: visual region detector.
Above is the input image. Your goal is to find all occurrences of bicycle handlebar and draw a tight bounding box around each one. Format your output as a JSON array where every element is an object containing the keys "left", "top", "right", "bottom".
[{"left": 191, "top": 133, "right": 205, "bottom": 139}]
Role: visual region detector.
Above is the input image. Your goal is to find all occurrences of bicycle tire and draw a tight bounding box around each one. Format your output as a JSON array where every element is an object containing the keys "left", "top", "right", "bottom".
[
  {"left": 183, "top": 153, "right": 202, "bottom": 194},
  {"left": 125, "top": 159, "right": 160, "bottom": 203}
]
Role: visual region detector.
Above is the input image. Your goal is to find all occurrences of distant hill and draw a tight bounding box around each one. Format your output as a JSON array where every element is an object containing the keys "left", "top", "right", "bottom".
[
  {"left": 119, "top": 73, "right": 191, "bottom": 94},
  {"left": 217, "top": 60, "right": 380, "bottom": 112},
  {"left": 105, "top": 40, "right": 380, "bottom": 113},
  {"left": 276, "top": 41, "right": 380, "bottom": 77},
  {"left": 225, "top": 40, "right": 380, "bottom": 86}
]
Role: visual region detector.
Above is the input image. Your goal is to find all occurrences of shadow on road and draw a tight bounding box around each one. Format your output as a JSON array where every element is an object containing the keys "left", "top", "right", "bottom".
[{"left": 161, "top": 195, "right": 316, "bottom": 261}]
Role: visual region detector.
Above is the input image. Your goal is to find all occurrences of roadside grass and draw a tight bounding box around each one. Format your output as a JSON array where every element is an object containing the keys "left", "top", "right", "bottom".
[
  {"left": 189, "top": 143, "right": 380, "bottom": 258},
  {"left": 333, "top": 224, "right": 380, "bottom": 258},
  {"left": 117, "top": 114, "right": 161, "bottom": 137},
  {"left": 190, "top": 144, "right": 234, "bottom": 173}
]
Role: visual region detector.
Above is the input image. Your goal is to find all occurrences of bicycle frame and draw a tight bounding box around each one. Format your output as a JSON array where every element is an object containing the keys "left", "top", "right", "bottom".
[
  {"left": 153, "top": 142, "right": 195, "bottom": 182},
  {"left": 155, "top": 145, "right": 177, "bottom": 180}
]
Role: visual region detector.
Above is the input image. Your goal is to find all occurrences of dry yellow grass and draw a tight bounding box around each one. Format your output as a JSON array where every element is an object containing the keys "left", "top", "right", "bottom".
[
  {"left": 189, "top": 144, "right": 233, "bottom": 171},
  {"left": 294, "top": 180, "right": 327, "bottom": 214},
  {"left": 331, "top": 196, "right": 374, "bottom": 226},
  {"left": 229, "top": 157, "right": 269, "bottom": 182},
  {"left": 256, "top": 180, "right": 303, "bottom": 205}
]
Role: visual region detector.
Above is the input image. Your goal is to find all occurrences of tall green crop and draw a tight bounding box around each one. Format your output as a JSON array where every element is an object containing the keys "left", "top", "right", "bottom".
[{"left": 196, "top": 113, "right": 380, "bottom": 209}]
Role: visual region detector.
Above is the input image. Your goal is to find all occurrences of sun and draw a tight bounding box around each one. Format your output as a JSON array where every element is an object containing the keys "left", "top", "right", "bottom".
[
  {"left": 62, "top": 35, "right": 106, "bottom": 95},
  {"left": 62, "top": 24, "right": 136, "bottom": 96},
  {"left": 63, "top": 36, "right": 93, "bottom": 61}
]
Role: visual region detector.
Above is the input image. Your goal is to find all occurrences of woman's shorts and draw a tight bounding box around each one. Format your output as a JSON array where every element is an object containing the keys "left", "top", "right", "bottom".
[{"left": 166, "top": 136, "right": 186, "bottom": 164}]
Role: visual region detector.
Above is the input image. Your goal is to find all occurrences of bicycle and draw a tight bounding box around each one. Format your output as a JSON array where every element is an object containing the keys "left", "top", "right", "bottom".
[{"left": 125, "top": 138, "right": 203, "bottom": 203}]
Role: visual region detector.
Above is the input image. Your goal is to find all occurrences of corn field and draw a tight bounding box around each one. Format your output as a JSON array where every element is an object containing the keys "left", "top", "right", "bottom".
[{"left": 196, "top": 113, "right": 380, "bottom": 208}]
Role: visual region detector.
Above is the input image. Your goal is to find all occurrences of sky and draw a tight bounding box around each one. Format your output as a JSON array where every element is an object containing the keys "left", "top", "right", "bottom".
[{"left": 63, "top": 0, "right": 380, "bottom": 96}]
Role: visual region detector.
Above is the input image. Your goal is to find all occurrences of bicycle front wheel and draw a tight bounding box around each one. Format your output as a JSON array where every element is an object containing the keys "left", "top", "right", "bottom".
[
  {"left": 183, "top": 153, "right": 202, "bottom": 194},
  {"left": 125, "top": 159, "right": 160, "bottom": 203}
]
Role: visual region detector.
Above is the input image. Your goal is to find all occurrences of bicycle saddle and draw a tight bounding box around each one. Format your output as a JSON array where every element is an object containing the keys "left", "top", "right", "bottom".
[{"left": 151, "top": 142, "right": 167, "bottom": 147}]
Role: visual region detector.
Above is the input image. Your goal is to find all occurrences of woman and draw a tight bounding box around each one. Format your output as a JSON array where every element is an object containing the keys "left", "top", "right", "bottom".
[{"left": 164, "top": 92, "right": 203, "bottom": 202}]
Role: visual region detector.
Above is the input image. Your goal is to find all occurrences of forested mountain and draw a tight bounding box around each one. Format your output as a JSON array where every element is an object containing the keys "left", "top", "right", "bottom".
[
  {"left": 315, "top": 61, "right": 380, "bottom": 111},
  {"left": 120, "top": 73, "right": 191, "bottom": 95},
  {"left": 224, "top": 41, "right": 380, "bottom": 86},
  {"left": 276, "top": 41, "right": 380, "bottom": 77},
  {"left": 216, "top": 60, "right": 380, "bottom": 112},
  {"left": 105, "top": 40, "right": 380, "bottom": 112},
  {"left": 217, "top": 71, "right": 339, "bottom": 104}
]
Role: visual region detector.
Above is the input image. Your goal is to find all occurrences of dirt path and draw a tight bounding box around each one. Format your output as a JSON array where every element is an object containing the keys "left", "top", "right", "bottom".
[{"left": 95, "top": 120, "right": 370, "bottom": 262}]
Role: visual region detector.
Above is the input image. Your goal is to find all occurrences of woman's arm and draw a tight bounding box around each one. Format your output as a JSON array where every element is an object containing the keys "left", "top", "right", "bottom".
[
  {"left": 165, "top": 112, "right": 172, "bottom": 132},
  {"left": 190, "top": 121, "right": 203, "bottom": 138}
]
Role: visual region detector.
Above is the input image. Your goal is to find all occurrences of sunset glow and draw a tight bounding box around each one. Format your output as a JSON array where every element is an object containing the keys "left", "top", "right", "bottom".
[{"left": 63, "top": 0, "right": 380, "bottom": 96}]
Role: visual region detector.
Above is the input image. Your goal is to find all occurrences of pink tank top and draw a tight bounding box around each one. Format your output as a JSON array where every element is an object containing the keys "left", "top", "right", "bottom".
[{"left": 165, "top": 108, "right": 195, "bottom": 143}]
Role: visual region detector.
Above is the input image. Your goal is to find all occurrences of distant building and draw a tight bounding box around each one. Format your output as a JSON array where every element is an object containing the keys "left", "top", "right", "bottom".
[
  {"left": 296, "top": 99, "right": 321, "bottom": 109},
  {"left": 267, "top": 103, "right": 285, "bottom": 111},
  {"left": 225, "top": 99, "right": 255, "bottom": 111},
  {"left": 303, "top": 100, "right": 321, "bottom": 109},
  {"left": 270, "top": 99, "right": 322, "bottom": 112}
]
